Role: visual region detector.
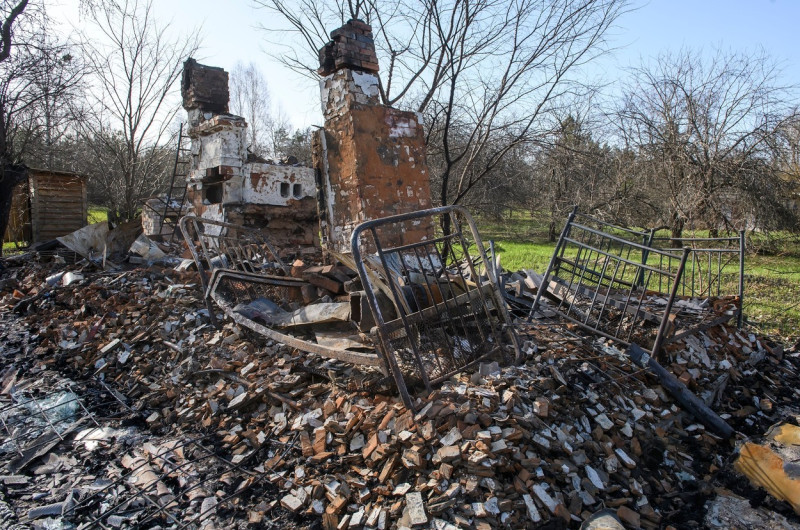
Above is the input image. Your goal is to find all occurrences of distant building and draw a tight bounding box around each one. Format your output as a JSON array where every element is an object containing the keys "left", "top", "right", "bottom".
[{"left": 3, "top": 168, "right": 88, "bottom": 245}]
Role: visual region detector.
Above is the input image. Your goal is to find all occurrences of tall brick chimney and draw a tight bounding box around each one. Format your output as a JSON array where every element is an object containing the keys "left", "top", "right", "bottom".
[
  {"left": 181, "top": 58, "right": 230, "bottom": 127},
  {"left": 314, "top": 20, "right": 433, "bottom": 255}
]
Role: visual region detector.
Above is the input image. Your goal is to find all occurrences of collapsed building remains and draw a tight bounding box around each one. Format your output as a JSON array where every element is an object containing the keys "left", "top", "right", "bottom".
[
  {"left": 2, "top": 241, "right": 799, "bottom": 529},
  {"left": 2, "top": 18, "right": 800, "bottom": 530},
  {"left": 143, "top": 59, "right": 319, "bottom": 253},
  {"left": 148, "top": 20, "right": 434, "bottom": 257},
  {"left": 170, "top": 29, "right": 517, "bottom": 409}
]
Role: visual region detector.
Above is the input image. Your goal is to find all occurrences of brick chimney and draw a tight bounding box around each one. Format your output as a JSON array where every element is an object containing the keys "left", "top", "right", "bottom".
[
  {"left": 182, "top": 58, "right": 230, "bottom": 126},
  {"left": 314, "top": 20, "right": 433, "bottom": 255},
  {"left": 318, "top": 19, "right": 379, "bottom": 76},
  {"left": 178, "top": 59, "right": 319, "bottom": 252}
]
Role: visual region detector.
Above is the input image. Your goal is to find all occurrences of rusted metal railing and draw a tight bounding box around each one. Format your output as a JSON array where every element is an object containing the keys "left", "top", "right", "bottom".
[
  {"left": 179, "top": 215, "right": 383, "bottom": 367},
  {"left": 179, "top": 215, "right": 289, "bottom": 328},
  {"left": 647, "top": 231, "right": 745, "bottom": 327},
  {"left": 352, "top": 205, "right": 521, "bottom": 409},
  {"left": 529, "top": 208, "right": 690, "bottom": 359}
]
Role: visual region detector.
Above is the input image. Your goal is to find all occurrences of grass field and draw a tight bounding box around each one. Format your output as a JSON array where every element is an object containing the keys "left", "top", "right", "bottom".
[
  {"left": 2, "top": 241, "right": 26, "bottom": 253},
  {"left": 88, "top": 206, "right": 109, "bottom": 224},
  {"left": 477, "top": 212, "right": 800, "bottom": 339}
]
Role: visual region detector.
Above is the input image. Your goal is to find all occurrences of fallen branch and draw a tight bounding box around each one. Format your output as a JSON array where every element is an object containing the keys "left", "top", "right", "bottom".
[{"left": 626, "top": 343, "right": 734, "bottom": 439}]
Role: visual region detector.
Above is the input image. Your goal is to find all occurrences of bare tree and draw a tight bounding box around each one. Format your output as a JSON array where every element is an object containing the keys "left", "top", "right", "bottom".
[
  {"left": 229, "top": 61, "right": 273, "bottom": 158},
  {"left": 0, "top": 0, "right": 29, "bottom": 252},
  {"left": 617, "top": 49, "right": 798, "bottom": 238},
  {"left": 0, "top": 1, "right": 78, "bottom": 252},
  {"left": 79, "top": 0, "right": 199, "bottom": 223},
  {"left": 273, "top": 126, "right": 313, "bottom": 165},
  {"left": 530, "top": 115, "right": 605, "bottom": 239},
  {"left": 777, "top": 110, "right": 800, "bottom": 186},
  {"left": 6, "top": 34, "right": 84, "bottom": 170},
  {"left": 255, "top": 0, "right": 628, "bottom": 221}
]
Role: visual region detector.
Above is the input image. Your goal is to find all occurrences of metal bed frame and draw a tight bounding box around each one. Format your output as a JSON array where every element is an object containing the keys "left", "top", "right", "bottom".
[
  {"left": 529, "top": 208, "right": 691, "bottom": 360},
  {"left": 351, "top": 205, "right": 522, "bottom": 408}
]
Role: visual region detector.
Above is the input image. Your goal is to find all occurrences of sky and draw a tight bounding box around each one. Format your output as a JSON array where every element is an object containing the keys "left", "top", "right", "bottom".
[
  {"left": 48, "top": 0, "right": 800, "bottom": 131},
  {"left": 600, "top": 0, "right": 800, "bottom": 80}
]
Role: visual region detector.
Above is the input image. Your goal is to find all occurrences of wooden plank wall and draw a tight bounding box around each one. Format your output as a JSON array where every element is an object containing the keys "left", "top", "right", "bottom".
[{"left": 29, "top": 170, "right": 87, "bottom": 243}]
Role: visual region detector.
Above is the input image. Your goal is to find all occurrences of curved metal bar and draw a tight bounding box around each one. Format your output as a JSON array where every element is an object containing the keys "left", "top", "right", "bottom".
[{"left": 224, "top": 306, "right": 383, "bottom": 367}]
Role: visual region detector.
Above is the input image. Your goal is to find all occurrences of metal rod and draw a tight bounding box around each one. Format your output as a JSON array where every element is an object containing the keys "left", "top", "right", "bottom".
[
  {"left": 614, "top": 267, "right": 641, "bottom": 340},
  {"left": 561, "top": 236, "right": 677, "bottom": 275},
  {"left": 652, "top": 247, "right": 691, "bottom": 362},
  {"left": 570, "top": 222, "right": 681, "bottom": 259},
  {"left": 452, "top": 216, "right": 503, "bottom": 350},
  {"left": 584, "top": 251, "right": 612, "bottom": 326},
  {"left": 651, "top": 236, "right": 739, "bottom": 243},
  {"left": 351, "top": 229, "right": 414, "bottom": 409},
  {"left": 529, "top": 206, "right": 576, "bottom": 321},
  {"left": 412, "top": 246, "right": 453, "bottom": 376},
  {"left": 738, "top": 229, "right": 745, "bottom": 328},
  {"left": 637, "top": 228, "right": 655, "bottom": 287},
  {"left": 626, "top": 269, "right": 654, "bottom": 343},
  {"left": 561, "top": 235, "right": 593, "bottom": 321},
  {"left": 595, "top": 257, "right": 623, "bottom": 327}
]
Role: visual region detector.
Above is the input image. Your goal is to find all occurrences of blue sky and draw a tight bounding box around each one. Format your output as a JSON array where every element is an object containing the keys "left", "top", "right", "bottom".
[
  {"left": 605, "top": 0, "right": 800, "bottom": 76},
  {"left": 52, "top": 0, "right": 800, "bottom": 130}
]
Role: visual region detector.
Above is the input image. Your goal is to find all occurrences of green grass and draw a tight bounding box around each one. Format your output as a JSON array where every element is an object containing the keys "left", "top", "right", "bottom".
[
  {"left": 491, "top": 240, "right": 555, "bottom": 273},
  {"left": 479, "top": 211, "right": 557, "bottom": 272},
  {"left": 477, "top": 212, "right": 800, "bottom": 339},
  {"left": 2, "top": 241, "right": 28, "bottom": 253},
  {"left": 88, "top": 206, "right": 109, "bottom": 224}
]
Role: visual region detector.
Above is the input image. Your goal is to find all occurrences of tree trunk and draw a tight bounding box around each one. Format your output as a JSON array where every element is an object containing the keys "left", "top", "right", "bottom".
[
  {"left": 670, "top": 212, "right": 684, "bottom": 248},
  {"left": 548, "top": 220, "right": 557, "bottom": 242},
  {"left": 439, "top": 169, "right": 451, "bottom": 238},
  {"left": 0, "top": 98, "right": 29, "bottom": 256},
  {"left": 0, "top": 164, "right": 28, "bottom": 256},
  {"left": 548, "top": 200, "right": 559, "bottom": 242},
  {"left": 0, "top": 0, "right": 32, "bottom": 255}
]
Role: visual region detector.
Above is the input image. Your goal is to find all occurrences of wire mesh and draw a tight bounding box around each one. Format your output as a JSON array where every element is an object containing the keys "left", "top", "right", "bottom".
[
  {"left": 0, "top": 381, "right": 128, "bottom": 474},
  {"left": 0, "top": 375, "right": 296, "bottom": 528},
  {"left": 351, "top": 206, "right": 521, "bottom": 409},
  {"left": 72, "top": 435, "right": 288, "bottom": 529}
]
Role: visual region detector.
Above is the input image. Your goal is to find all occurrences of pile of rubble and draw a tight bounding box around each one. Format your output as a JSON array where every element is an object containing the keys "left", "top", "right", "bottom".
[{"left": 2, "top": 254, "right": 800, "bottom": 529}]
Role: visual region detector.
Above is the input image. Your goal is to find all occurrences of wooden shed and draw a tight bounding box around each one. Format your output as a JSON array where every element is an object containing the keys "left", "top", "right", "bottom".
[{"left": 3, "top": 168, "right": 88, "bottom": 245}]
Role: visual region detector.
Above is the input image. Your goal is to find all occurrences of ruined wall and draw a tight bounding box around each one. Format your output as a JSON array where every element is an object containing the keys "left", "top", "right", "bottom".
[
  {"left": 244, "top": 163, "right": 315, "bottom": 207},
  {"left": 181, "top": 59, "right": 319, "bottom": 253},
  {"left": 231, "top": 162, "right": 318, "bottom": 252},
  {"left": 190, "top": 115, "right": 247, "bottom": 170},
  {"left": 142, "top": 197, "right": 189, "bottom": 239},
  {"left": 185, "top": 119, "right": 318, "bottom": 250},
  {"left": 316, "top": 20, "right": 433, "bottom": 255}
]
